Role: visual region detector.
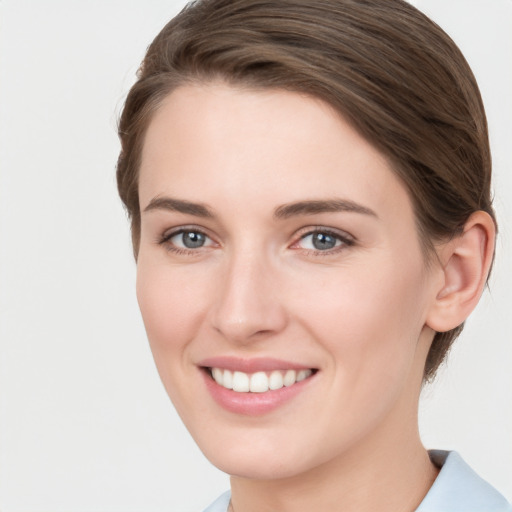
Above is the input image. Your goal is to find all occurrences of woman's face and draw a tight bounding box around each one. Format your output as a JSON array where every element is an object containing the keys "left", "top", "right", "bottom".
[{"left": 136, "top": 83, "right": 440, "bottom": 479}]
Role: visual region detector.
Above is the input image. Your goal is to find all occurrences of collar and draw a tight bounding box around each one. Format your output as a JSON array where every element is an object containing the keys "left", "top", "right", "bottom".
[
  {"left": 416, "top": 450, "right": 511, "bottom": 511},
  {"left": 202, "top": 451, "right": 511, "bottom": 512}
]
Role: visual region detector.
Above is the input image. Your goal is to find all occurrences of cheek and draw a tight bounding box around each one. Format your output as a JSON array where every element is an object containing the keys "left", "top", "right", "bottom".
[
  {"left": 285, "top": 259, "right": 429, "bottom": 451},
  {"left": 135, "top": 259, "right": 217, "bottom": 420},
  {"left": 293, "top": 256, "right": 428, "bottom": 379},
  {"left": 135, "top": 260, "right": 208, "bottom": 361}
]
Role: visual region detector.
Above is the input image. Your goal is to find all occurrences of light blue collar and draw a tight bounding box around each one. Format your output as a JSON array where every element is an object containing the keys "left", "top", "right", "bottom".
[
  {"left": 416, "top": 450, "right": 511, "bottom": 511},
  {"left": 202, "top": 451, "right": 511, "bottom": 512}
]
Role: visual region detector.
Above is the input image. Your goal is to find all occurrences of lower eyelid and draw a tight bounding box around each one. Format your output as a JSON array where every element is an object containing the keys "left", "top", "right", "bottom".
[
  {"left": 294, "top": 230, "right": 354, "bottom": 247},
  {"left": 159, "top": 227, "right": 208, "bottom": 242},
  {"left": 157, "top": 227, "right": 220, "bottom": 255},
  {"left": 156, "top": 226, "right": 353, "bottom": 253}
]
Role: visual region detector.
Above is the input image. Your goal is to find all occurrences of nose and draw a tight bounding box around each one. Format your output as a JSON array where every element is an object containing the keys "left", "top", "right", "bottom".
[{"left": 210, "top": 250, "right": 288, "bottom": 344}]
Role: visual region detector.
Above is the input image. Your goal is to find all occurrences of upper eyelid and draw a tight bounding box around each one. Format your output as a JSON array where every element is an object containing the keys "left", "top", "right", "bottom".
[
  {"left": 157, "top": 225, "right": 355, "bottom": 249},
  {"left": 157, "top": 227, "right": 218, "bottom": 256},
  {"left": 157, "top": 226, "right": 217, "bottom": 251},
  {"left": 293, "top": 226, "right": 355, "bottom": 241},
  {"left": 161, "top": 225, "right": 213, "bottom": 240}
]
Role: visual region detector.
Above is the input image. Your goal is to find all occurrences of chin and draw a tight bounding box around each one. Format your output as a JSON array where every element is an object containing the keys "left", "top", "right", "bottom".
[
  {"left": 207, "top": 450, "right": 307, "bottom": 480},
  {"left": 191, "top": 425, "right": 332, "bottom": 481}
]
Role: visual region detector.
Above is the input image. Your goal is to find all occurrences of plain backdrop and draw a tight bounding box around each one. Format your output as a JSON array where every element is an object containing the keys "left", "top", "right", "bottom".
[{"left": 0, "top": 1, "right": 511, "bottom": 511}]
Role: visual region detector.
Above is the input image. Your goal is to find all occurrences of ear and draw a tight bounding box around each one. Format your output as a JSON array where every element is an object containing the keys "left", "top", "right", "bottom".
[{"left": 426, "top": 211, "right": 496, "bottom": 333}]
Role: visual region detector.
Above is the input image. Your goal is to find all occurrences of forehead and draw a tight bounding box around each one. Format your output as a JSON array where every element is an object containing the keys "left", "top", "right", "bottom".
[{"left": 139, "top": 83, "right": 412, "bottom": 225}]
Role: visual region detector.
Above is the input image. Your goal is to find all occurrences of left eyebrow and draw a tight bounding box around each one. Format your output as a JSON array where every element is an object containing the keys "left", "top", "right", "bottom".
[
  {"left": 273, "top": 199, "right": 378, "bottom": 220},
  {"left": 142, "top": 196, "right": 214, "bottom": 218}
]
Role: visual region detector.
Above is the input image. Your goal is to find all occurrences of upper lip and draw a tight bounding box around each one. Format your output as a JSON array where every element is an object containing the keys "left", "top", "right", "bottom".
[{"left": 198, "top": 356, "right": 316, "bottom": 373}]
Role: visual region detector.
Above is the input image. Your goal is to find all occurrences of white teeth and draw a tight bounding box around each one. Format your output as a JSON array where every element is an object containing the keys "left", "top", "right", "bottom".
[
  {"left": 249, "top": 372, "right": 269, "bottom": 393},
  {"left": 283, "top": 369, "right": 296, "bottom": 387},
  {"left": 232, "top": 371, "right": 250, "bottom": 392},
  {"left": 211, "top": 367, "right": 313, "bottom": 393},
  {"left": 269, "top": 370, "right": 284, "bottom": 390},
  {"left": 296, "top": 369, "right": 312, "bottom": 382},
  {"left": 212, "top": 367, "right": 223, "bottom": 385},
  {"left": 223, "top": 369, "right": 233, "bottom": 389}
]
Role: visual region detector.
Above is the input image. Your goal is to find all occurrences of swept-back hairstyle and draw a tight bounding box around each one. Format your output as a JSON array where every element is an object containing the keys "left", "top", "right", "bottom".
[{"left": 117, "top": 0, "right": 495, "bottom": 380}]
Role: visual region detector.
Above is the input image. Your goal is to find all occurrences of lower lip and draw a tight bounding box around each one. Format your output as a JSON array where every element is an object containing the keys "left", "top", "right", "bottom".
[{"left": 201, "top": 369, "right": 316, "bottom": 416}]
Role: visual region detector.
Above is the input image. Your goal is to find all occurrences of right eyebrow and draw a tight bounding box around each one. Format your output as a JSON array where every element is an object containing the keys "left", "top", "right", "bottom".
[
  {"left": 273, "top": 198, "right": 378, "bottom": 220},
  {"left": 142, "top": 196, "right": 214, "bottom": 218}
]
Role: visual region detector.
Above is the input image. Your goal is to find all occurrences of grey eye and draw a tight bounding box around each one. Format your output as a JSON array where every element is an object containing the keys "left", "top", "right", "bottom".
[
  {"left": 171, "top": 230, "right": 209, "bottom": 249},
  {"left": 311, "top": 232, "right": 338, "bottom": 250},
  {"left": 298, "top": 231, "right": 342, "bottom": 251}
]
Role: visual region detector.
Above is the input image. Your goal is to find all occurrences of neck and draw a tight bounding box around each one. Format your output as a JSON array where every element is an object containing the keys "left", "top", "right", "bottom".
[
  {"left": 229, "top": 425, "right": 437, "bottom": 512},
  {"left": 229, "top": 355, "right": 438, "bottom": 512}
]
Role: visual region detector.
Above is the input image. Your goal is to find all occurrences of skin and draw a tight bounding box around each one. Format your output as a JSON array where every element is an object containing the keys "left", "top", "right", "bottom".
[{"left": 135, "top": 83, "right": 493, "bottom": 512}]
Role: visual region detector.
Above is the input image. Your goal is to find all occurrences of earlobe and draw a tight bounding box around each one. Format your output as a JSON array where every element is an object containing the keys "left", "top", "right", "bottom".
[{"left": 426, "top": 211, "right": 496, "bottom": 333}]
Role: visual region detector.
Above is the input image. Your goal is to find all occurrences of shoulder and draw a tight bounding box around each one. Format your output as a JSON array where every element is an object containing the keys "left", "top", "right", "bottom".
[
  {"left": 416, "top": 450, "right": 512, "bottom": 512},
  {"left": 201, "top": 490, "right": 231, "bottom": 512}
]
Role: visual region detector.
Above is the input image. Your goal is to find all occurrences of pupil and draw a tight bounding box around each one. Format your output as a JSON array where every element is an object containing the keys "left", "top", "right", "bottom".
[
  {"left": 183, "top": 231, "right": 205, "bottom": 248},
  {"left": 312, "top": 233, "right": 336, "bottom": 250}
]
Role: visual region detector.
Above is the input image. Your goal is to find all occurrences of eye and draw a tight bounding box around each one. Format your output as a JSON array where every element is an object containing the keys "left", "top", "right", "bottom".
[
  {"left": 172, "top": 230, "right": 208, "bottom": 249},
  {"left": 293, "top": 228, "right": 354, "bottom": 253},
  {"left": 159, "top": 228, "right": 216, "bottom": 252}
]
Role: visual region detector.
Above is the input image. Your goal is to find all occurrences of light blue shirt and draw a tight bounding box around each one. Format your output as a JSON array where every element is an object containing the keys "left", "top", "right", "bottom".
[{"left": 202, "top": 451, "right": 511, "bottom": 512}]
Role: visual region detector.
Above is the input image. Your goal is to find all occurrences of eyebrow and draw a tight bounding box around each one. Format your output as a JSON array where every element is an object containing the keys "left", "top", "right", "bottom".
[
  {"left": 143, "top": 197, "right": 214, "bottom": 218},
  {"left": 273, "top": 199, "right": 377, "bottom": 220},
  {"left": 142, "top": 196, "right": 377, "bottom": 220}
]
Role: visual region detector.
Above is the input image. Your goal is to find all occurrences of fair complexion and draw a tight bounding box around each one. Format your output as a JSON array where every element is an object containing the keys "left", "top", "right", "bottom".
[{"left": 136, "top": 83, "right": 494, "bottom": 512}]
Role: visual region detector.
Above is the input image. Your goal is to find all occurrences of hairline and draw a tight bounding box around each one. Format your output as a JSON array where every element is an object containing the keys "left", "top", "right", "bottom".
[{"left": 130, "top": 74, "right": 444, "bottom": 266}]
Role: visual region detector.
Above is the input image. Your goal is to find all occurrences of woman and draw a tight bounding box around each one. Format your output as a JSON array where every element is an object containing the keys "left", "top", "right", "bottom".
[{"left": 116, "top": 1, "right": 511, "bottom": 510}]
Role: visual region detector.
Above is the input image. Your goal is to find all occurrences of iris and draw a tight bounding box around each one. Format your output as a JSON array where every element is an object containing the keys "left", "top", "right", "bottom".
[
  {"left": 312, "top": 232, "right": 337, "bottom": 250},
  {"left": 181, "top": 231, "right": 206, "bottom": 248}
]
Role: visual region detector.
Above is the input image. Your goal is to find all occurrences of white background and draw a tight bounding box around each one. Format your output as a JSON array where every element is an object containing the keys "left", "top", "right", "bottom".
[{"left": 0, "top": 1, "right": 510, "bottom": 511}]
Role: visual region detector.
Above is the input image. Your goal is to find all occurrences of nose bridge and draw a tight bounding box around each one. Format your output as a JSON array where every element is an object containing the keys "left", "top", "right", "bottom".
[{"left": 211, "top": 243, "right": 287, "bottom": 343}]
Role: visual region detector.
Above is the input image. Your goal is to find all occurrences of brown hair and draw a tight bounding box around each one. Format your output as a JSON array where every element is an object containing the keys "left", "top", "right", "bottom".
[{"left": 117, "top": 0, "right": 495, "bottom": 381}]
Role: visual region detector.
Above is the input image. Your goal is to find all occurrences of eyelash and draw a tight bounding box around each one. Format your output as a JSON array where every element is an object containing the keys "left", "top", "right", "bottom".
[
  {"left": 157, "top": 226, "right": 355, "bottom": 256},
  {"left": 293, "top": 227, "right": 355, "bottom": 256},
  {"left": 158, "top": 227, "right": 215, "bottom": 256}
]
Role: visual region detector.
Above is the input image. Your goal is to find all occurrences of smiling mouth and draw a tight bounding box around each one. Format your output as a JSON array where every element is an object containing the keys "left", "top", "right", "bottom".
[{"left": 206, "top": 367, "right": 317, "bottom": 393}]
